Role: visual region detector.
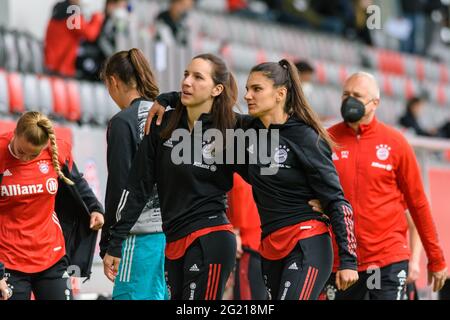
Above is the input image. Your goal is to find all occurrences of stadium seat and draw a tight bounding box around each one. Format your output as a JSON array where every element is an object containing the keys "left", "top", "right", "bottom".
[
  {"left": 16, "top": 32, "right": 33, "bottom": 73},
  {"left": 22, "top": 73, "right": 40, "bottom": 111},
  {"left": 29, "top": 36, "right": 44, "bottom": 74},
  {"left": 65, "top": 80, "right": 81, "bottom": 122},
  {"left": 92, "top": 83, "right": 110, "bottom": 125},
  {"left": 7, "top": 71, "right": 24, "bottom": 114},
  {"left": 79, "top": 81, "right": 95, "bottom": 124},
  {"left": 37, "top": 75, "right": 54, "bottom": 116},
  {"left": 50, "top": 77, "right": 69, "bottom": 119},
  {"left": 0, "top": 28, "right": 6, "bottom": 69},
  {"left": 3, "top": 29, "right": 19, "bottom": 72},
  {"left": 0, "top": 69, "right": 9, "bottom": 114},
  {"left": 196, "top": 0, "right": 227, "bottom": 12}
]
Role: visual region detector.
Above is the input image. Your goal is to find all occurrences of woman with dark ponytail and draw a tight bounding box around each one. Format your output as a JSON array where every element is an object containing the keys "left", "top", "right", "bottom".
[
  {"left": 240, "top": 59, "right": 358, "bottom": 300},
  {"left": 104, "top": 53, "right": 246, "bottom": 300},
  {"left": 100, "top": 48, "right": 167, "bottom": 300}
]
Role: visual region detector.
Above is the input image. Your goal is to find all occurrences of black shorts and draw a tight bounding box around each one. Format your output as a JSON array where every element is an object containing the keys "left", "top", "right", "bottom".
[
  {"left": 262, "top": 233, "right": 333, "bottom": 300},
  {"left": 4, "top": 256, "right": 73, "bottom": 300},
  {"left": 165, "top": 230, "right": 236, "bottom": 300},
  {"left": 321, "top": 260, "right": 408, "bottom": 300},
  {"left": 233, "top": 247, "right": 268, "bottom": 300}
]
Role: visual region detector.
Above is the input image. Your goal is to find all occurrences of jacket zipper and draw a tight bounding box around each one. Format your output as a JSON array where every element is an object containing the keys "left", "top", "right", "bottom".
[{"left": 354, "top": 134, "right": 361, "bottom": 265}]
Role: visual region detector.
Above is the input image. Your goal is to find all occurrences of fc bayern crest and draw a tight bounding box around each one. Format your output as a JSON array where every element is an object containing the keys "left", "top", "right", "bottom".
[
  {"left": 376, "top": 144, "right": 391, "bottom": 161},
  {"left": 274, "top": 145, "right": 290, "bottom": 164},
  {"left": 38, "top": 161, "right": 50, "bottom": 174}
]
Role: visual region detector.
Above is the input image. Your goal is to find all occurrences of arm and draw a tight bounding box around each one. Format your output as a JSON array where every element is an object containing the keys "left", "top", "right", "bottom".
[
  {"left": 100, "top": 118, "right": 135, "bottom": 258},
  {"left": 103, "top": 131, "right": 157, "bottom": 281},
  {"left": 396, "top": 139, "right": 447, "bottom": 290},
  {"left": 297, "top": 133, "right": 358, "bottom": 290},
  {"left": 106, "top": 129, "right": 158, "bottom": 259},
  {"left": 144, "top": 91, "right": 181, "bottom": 134},
  {"left": 73, "top": 13, "right": 105, "bottom": 41},
  {"left": 297, "top": 131, "right": 357, "bottom": 271},
  {"left": 0, "top": 262, "right": 9, "bottom": 300},
  {"left": 406, "top": 210, "right": 423, "bottom": 283}
]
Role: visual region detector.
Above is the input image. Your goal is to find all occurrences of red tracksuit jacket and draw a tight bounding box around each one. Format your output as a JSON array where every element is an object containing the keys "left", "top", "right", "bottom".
[
  {"left": 0, "top": 132, "right": 72, "bottom": 273},
  {"left": 44, "top": 1, "right": 104, "bottom": 77},
  {"left": 328, "top": 117, "right": 446, "bottom": 273},
  {"left": 227, "top": 174, "right": 261, "bottom": 252}
]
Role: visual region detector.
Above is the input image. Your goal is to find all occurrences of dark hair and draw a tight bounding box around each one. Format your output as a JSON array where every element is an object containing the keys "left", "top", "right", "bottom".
[
  {"left": 250, "top": 59, "right": 334, "bottom": 148},
  {"left": 406, "top": 96, "right": 424, "bottom": 114},
  {"left": 294, "top": 60, "right": 315, "bottom": 73},
  {"left": 161, "top": 53, "right": 237, "bottom": 140},
  {"left": 101, "top": 48, "right": 159, "bottom": 101}
]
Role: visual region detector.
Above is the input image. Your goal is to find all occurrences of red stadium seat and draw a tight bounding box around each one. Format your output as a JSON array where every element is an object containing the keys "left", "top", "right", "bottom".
[
  {"left": 377, "top": 49, "right": 405, "bottom": 76},
  {"left": 50, "top": 77, "right": 69, "bottom": 119},
  {"left": 66, "top": 80, "right": 81, "bottom": 122},
  {"left": 7, "top": 71, "right": 24, "bottom": 114}
]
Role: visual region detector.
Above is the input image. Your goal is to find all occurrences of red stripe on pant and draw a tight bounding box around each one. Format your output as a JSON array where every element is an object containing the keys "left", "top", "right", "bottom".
[
  {"left": 205, "top": 264, "right": 222, "bottom": 300},
  {"left": 305, "top": 268, "right": 319, "bottom": 300},
  {"left": 299, "top": 267, "right": 313, "bottom": 300},
  {"left": 299, "top": 267, "right": 319, "bottom": 300}
]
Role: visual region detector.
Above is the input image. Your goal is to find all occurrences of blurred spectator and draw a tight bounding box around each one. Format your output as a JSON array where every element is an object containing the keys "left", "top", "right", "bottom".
[
  {"left": 427, "top": 1, "right": 450, "bottom": 62},
  {"left": 399, "top": 96, "right": 436, "bottom": 137},
  {"left": 277, "top": 0, "right": 352, "bottom": 35},
  {"left": 227, "top": 0, "right": 274, "bottom": 20},
  {"left": 155, "top": 0, "right": 194, "bottom": 46},
  {"left": 76, "top": 0, "right": 129, "bottom": 81},
  {"left": 399, "top": 0, "right": 426, "bottom": 55},
  {"left": 44, "top": 0, "right": 104, "bottom": 77},
  {"left": 294, "top": 60, "right": 315, "bottom": 99},
  {"left": 345, "top": 0, "right": 373, "bottom": 45}
]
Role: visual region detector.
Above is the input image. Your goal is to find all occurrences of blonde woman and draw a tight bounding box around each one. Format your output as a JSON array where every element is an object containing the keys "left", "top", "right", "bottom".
[{"left": 0, "top": 111, "right": 104, "bottom": 300}]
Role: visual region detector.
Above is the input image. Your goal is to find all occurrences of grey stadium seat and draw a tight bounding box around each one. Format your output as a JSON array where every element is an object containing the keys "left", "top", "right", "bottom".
[
  {"left": 22, "top": 73, "right": 40, "bottom": 111},
  {"left": 79, "top": 81, "right": 95, "bottom": 124},
  {"left": 0, "top": 70, "right": 9, "bottom": 114}
]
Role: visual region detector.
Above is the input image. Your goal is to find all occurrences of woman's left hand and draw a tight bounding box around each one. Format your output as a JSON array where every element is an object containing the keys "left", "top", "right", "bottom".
[{"left": 90, "top": 211, "right": 104, "bottom": 230}]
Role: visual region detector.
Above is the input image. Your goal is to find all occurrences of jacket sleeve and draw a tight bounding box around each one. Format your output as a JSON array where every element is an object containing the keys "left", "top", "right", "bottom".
[
  {"left": 296, "top": 129, "right": 357, "bottom": 270},
  {"left": 101, "top": 117, "right": 136, "bottom": 257},
  {"left": 0, "top": 261, "right": 4, "bottom": 279},
  {"left": 106, "top": 127, "right": 158, "bottom": 258},
  {"left": 73, "top": 13, "right": 105, "bottom": 41},
  {"left": 156, "top": 91, "right": 181, "bottom": 108},
  {"left": 396, "top": 137, "right": 446, "bottom": 272}
]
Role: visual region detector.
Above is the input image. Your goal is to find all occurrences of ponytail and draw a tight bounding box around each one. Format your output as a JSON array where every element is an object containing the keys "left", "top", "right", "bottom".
[
  {"left": 101, "top": 48, "right": 159, "bottom": 101},
  {"left": 128, "top": 48, "right": 159, "bottom": 101},
  {"left": 251, "top": 59, "right": 335, "bottom": 148},
  {"left": 16, "top": 112, "right": 74, "bottom": 185}
]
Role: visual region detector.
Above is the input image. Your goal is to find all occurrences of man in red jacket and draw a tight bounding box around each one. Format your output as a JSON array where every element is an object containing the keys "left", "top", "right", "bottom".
[
  {"left": 44, "top": 0, "right": 104, "bottom": 77},
  {"left": 322, "top": 72, "right": 447, "bottom": 300}
]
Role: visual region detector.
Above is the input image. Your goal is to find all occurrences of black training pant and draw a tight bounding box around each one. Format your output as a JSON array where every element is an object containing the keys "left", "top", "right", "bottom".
[
  {"left": 322, "top": 260, "right": 408, "bottom": 300},
  {"left": 262, "top": 233, "right": 333, "bottom": 300},
  {"left": 5, "top": 256, "right": 73, "bottom": 300},
  {"left": 165, "top": 230, "right": 236, "bottom": 300}
]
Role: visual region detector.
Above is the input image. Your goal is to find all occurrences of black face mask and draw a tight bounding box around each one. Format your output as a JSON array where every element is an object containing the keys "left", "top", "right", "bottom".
[{"left": 340, "top": 96, "right": 367, "bottom": 123}]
